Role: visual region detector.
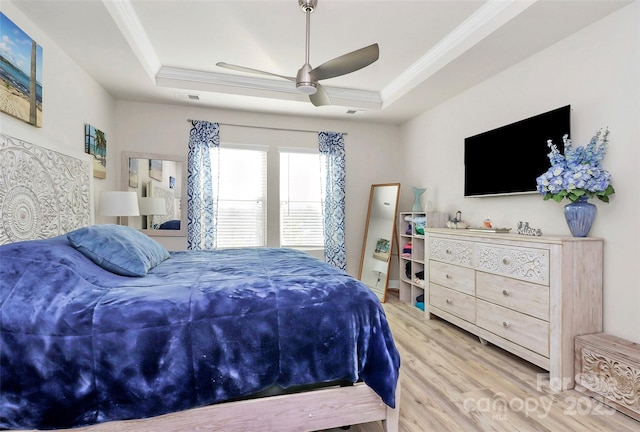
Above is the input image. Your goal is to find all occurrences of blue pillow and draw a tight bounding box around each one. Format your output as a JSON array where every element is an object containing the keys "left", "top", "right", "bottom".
[
  {"left": 159, "top": 219, "right": 180, "bottom": 230},
  {"left": 67, "top": 224, "right": 170, "bottom": 277}
]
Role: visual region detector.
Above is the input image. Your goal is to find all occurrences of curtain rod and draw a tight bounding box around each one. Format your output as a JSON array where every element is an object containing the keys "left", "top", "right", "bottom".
[{"left": 186, "top": 119, "right": 347, "bottom": 136}]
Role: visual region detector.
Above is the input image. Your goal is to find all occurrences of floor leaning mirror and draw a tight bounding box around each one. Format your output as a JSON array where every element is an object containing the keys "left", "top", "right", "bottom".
[{"left": 358, "top": 183, "right": 401, "bottom": 302}]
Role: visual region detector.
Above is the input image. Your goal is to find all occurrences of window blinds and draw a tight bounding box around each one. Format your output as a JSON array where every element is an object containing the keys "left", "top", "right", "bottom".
[
  {"left": 279, "top": 151, "right": 323, "bottom": 247},
  {"left": 214, "top": 146, "right": 267, "bottom": 248}
]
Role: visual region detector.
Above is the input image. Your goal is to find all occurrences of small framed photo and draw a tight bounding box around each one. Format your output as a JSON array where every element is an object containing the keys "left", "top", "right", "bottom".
[
  {"left": 149, "top": 159, "right": 163, "bottom": 181},
  {"left": 169, "top": 176, "right": 176, "bottom": 189}
]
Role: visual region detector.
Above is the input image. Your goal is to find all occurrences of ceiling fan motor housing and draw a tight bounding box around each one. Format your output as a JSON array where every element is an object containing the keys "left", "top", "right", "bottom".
[{"left": 296, "top": 63, "right": 318, "bottom": 94}]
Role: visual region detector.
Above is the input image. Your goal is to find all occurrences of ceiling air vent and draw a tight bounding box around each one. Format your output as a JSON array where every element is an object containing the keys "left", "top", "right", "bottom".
[{"left": 175, "top": 93, "right": 200, "bottom": 101}]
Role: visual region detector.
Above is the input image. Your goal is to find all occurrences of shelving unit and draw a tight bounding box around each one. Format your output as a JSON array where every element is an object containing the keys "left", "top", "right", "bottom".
[{"left": 398, "top": 212, "right": 426, "bottom": 309}]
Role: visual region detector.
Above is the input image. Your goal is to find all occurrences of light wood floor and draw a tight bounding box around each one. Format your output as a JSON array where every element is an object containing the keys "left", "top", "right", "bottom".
[{"left": 349, "top": 291, "right": 639, "bottom": 432}]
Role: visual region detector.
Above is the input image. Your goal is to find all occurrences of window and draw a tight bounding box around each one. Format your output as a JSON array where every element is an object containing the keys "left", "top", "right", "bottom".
[
  {"left": 279, "top": 151, "right": 323, "bottom": 248},
  {"left": 210, "top": 145, "right": 323, "bottom": 249},
  {"left": 212, "top": 146, "right": 267, "bottom": 248}
]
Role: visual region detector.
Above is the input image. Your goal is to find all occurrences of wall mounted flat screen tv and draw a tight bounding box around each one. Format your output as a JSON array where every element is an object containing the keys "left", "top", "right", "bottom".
[{"left": 464, "top": 105, "right": 570, "bottom": 197}]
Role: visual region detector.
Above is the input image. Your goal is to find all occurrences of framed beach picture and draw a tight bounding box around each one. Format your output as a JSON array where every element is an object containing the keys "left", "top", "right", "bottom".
[
  {"left": 149, "top": 159, "right": 163, "bottom": 181},
  {"left": 169, "top": 176, "right": 175, "bottom": 189},
  {"left": 0, "top": 13, "right": 43, "bottom": 127},
  {"left": 373, "top": 237, "right": 391, "bottom": 261},
  {"left": 84, "top": 124, "right": 107, "bottom": 179},
  {"left": 129, "top": 158, "right": 139, "bottom": 188}
]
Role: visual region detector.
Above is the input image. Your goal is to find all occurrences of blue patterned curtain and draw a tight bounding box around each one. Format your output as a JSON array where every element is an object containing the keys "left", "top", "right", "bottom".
[
  {"left": 319, "top": 131, "right": 346, "bottom": 270},
  {"left": 187, "top": 120, "right": 219, "bottom": 250}
]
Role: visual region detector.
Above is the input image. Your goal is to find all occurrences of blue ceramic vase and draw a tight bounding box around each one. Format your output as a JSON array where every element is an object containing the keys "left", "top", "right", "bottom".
[{"left": 564, "top": 196, "right": 597, "bottom": 237}]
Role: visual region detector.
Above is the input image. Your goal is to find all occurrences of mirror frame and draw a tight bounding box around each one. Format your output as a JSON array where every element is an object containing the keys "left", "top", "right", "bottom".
[
  {"left": 121, "top": 151, "right": 187, "bottom": 237},
  {"left": 357, "top": 183, "right": 401, "bottom": 303}
]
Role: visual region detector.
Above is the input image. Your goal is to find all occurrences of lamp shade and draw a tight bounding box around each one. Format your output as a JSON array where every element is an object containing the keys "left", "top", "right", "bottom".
[
  {"left": 98, "top": 191, "right": 140, "bottom": 217},
  {"left": 372, "top": 260, "right": 388, "bottom": 275},
  {"left": 138, "top": 197, "right": 167, "bottom": 216}
]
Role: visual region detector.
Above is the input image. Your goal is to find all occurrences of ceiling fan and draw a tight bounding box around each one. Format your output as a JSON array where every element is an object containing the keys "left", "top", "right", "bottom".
[{"left": 216, "top": 0, "right": 379, "bottom": 107}]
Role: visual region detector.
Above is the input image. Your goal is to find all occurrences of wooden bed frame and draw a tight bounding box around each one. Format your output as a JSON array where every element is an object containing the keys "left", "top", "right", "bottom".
[
  {"left": 16, "top": 383, "right": 400, "bottom": 432},
  {"left": 1, "top": 133, "right": 401, "bottom": 432}
]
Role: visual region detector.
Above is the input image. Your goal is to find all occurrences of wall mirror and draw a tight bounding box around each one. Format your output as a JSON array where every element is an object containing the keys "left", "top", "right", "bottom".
[
  {"left": 121, "top": 151, "right": 186, "bottom": 237},
  {"left": 358, "top": 183, "right": 401, "bottom": 302}
]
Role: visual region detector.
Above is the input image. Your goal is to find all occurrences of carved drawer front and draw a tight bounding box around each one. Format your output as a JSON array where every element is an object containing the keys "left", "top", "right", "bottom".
[
  {"left": 429, "top": 261, "right": 475, "bottom": 296},
  {"left": 428, "top": 238, "right": 474, "bottom": 268},
  {"left": 476, "top": 272, "right": 549, "bottom": 321},
  {"left": 476, "top": 299, "right": 549, "bottom": 357},
  {"left": 430, "top": 284, "right": 476, "bottom": 323},
  {"left": 475, "top": 243, "right": 549, "bottom": 285}
]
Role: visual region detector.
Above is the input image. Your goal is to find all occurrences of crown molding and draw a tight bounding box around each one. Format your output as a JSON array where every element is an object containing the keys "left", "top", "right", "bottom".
[
  {"left": 102, "top": 0, "right": 161, "bottom": 80},
  {"left": 381, "top": 0, "right": 536, "bottom": 106},
  {"left": 157, "top": 67, "right": 382, "bottom": 107}
]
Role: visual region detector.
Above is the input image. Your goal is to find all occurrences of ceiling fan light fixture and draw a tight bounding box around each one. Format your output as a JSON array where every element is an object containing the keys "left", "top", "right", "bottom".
[
  {"left": 296, "top": 82, "right": 318, "bottom": 94},
  {"left": 296, "top": 63, "right": 317, "bottom": 94}
]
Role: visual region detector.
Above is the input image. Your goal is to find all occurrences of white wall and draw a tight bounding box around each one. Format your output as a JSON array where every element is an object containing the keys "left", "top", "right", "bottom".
[
  {"left": 1, "top": 1, "right": 116, "bottom": 220},
  {"left": 113, "top": 101, "right": 402, "bottom": 276},
  {"left": 401, "top": 2, "right": 640, "bottom": 343}
]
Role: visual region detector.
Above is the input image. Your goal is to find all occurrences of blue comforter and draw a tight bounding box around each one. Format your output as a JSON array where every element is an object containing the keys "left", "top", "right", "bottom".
[{"left": 0, "top": 236, "right": 400, "bottom": 430}]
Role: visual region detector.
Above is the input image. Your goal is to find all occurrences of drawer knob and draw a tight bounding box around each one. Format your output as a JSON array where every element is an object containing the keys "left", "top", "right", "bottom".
[
  {"left": 502, "top": 257, "right": 510, "bottom": 265},
  {"left": 445, "top": 274, "right": 452, "bottom": 279},
  {"left": 446, "top": 299, "right": 452, "bottom": 304},
  {"left": 446, "top": 248, "right": 452, "bottom": 255},
  {"left": 502, "top": 289, "right": 509, "bottom": 296},
  {"left": 502, "top": 321, "right": 509, "bottom": 328}
]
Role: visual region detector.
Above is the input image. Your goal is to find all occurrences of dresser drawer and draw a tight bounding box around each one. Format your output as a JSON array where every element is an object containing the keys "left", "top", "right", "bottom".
[
  {"left": 475, "top": 243, "right": 549, "bottom": 285},
  {"left": 476, "top": 299, "right": 549, "bottom": 357},
  {"left": 430, "top": 283, "right": 475, "bottom": 323},
  {"left": 429, "top": 260, "right": 475, "bottom": 296},
  {"left": 476, "top": 271, "right": 549, "bottom": 321},
  {"left": 428, "top": 237, "right": 474, "bottom": 268}
]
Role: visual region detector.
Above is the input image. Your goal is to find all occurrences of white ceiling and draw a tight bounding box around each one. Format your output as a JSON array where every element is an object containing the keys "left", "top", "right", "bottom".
[{"left": 13, "top": 0, "right": 632, "bottom": 125}]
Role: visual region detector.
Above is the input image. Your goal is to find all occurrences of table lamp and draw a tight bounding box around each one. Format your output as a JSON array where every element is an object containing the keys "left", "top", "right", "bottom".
[{"left": 98, "top": 191, "right": 140, "bottom": 225}]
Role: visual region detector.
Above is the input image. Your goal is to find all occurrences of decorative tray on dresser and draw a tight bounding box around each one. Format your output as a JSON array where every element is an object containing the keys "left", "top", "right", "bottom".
[{"left": 418, "top": 228, "right": 604, "bottom": 390}]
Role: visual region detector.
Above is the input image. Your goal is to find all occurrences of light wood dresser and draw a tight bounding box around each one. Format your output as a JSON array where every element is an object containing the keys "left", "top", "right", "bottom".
[{"left": 423, "top": 228, "right": 603, "bottom": 390}]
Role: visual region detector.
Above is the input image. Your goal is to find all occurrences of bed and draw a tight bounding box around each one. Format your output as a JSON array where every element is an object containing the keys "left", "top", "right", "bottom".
[{"left": 0, "top": 134, "right": 401, "bottom": 432}]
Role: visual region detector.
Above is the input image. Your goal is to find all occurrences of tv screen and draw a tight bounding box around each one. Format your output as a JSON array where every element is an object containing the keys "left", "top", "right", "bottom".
[{"left": 464, "top": 105, "right": 570, "bottom": 197}]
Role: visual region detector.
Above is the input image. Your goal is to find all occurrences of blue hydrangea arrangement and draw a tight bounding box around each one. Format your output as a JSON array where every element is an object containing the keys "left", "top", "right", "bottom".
[{"left": 536, "top": 128, "right": 615, "bottom": 203}]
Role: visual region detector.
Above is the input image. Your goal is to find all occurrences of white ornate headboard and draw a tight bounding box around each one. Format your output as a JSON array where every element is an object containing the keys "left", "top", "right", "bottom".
[
  {"left": 148, "top": 179, "right": 177, "bottom": 228},
  {"left": 0, "top": 133, "right": 92, "bottom": 244}
]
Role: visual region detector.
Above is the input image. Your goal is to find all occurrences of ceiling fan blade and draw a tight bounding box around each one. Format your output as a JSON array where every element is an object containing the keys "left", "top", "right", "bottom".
[
  {"left": 309, "top": 83, "right": 331, "bottom": 107},
  {"left": 216, "top": 62, "right": 295, "bottom": 82},
  {"left": 312, "top": 43, "right": 379, "bottom": 81}
]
